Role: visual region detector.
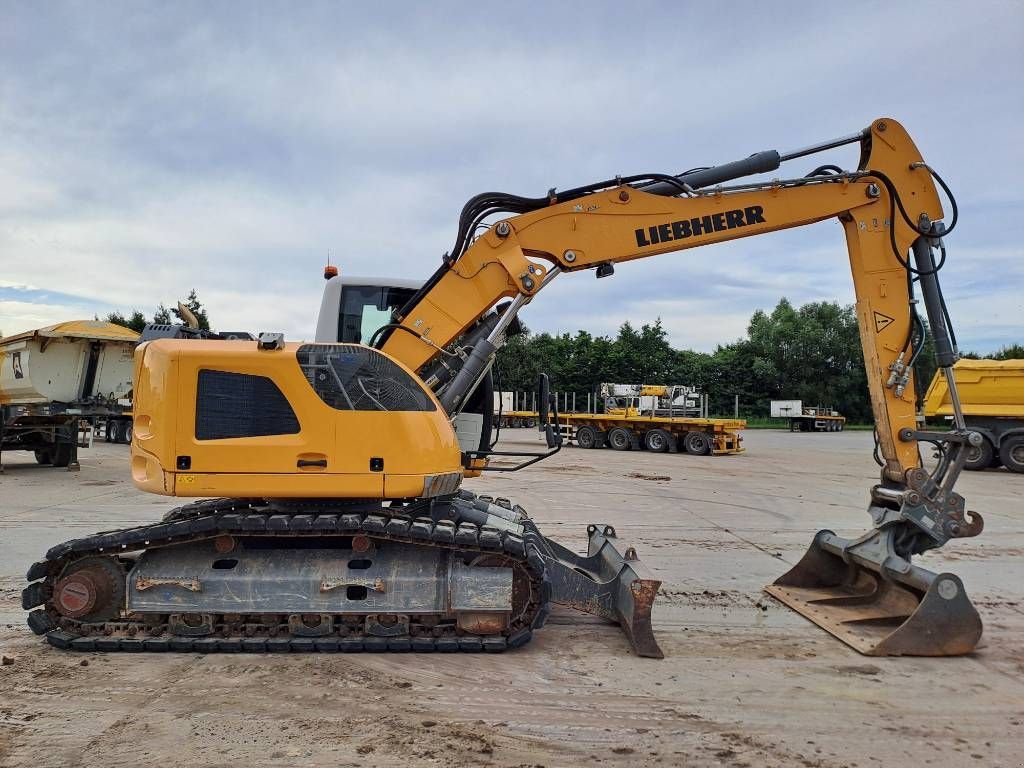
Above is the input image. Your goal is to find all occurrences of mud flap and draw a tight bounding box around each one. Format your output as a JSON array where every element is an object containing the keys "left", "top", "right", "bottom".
[
  {"left": 765, "top": 529, "right": 982, "bottom": 656},
  {"left": 536, "top": 524, "right": 663, "bottom": 659}
]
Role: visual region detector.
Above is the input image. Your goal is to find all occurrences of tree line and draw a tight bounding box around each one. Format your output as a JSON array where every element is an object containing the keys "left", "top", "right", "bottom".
[
  {"left": 495, "top": 298, "right": 1022, "bottom": 423},
  {"left": 101, "top": 289, "right": 211, "bottom": 332},
  {"left": 98, "top": 290, "right": 1019, "bottom": 424}
]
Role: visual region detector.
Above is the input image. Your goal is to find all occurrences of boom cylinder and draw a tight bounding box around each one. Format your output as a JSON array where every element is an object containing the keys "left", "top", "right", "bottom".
[{"left": 637, "top": 128, "right": 865, "bottom": 197}]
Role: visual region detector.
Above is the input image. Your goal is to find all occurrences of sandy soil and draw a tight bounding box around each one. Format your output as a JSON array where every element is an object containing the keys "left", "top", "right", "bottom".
[{"left": 1, "top": 430, "right": 1022, "bottom": 767}]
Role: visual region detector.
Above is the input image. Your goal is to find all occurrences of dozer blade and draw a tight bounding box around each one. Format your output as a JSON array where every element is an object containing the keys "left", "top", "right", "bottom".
[
  {"left": 765, "top": 529, "right": 982, "bottom": 656},
  {"left": 535, "top": 523, "right": 663, "bottom": 659}
]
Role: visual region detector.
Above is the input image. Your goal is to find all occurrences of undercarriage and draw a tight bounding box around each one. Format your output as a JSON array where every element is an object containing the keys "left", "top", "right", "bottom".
[{"left": 22, "top": 491, "right": 663, "bottom": 657}]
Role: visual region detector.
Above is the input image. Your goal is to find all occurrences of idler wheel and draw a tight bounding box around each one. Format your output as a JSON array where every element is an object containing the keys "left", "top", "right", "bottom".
[
  {"left": 53, "top": 557, "right": 124, "bottom": 621},
  {"left": 55, "top": 570, "right": 110, "bottom": 619}
]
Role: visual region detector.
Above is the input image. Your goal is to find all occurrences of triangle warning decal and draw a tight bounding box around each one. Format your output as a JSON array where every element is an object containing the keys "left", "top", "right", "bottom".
[{"left": 874, "top": 311, "right": 896, "bottom": 333}]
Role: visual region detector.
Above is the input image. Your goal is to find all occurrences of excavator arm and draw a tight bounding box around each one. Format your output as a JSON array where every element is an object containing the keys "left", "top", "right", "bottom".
[{"left": 380, "top": 118, "right": 984, "bottom": 655}]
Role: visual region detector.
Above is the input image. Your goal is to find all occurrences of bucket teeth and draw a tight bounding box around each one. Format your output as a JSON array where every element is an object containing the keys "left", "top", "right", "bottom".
[
  {"left": 538, "top": 524, "right": 664, "bottom": 659},
  {"left": 765, "top": 528, "right": 982, "bottom": 656}
]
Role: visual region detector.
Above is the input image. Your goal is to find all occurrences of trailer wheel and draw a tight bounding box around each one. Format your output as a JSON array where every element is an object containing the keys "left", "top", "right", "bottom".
[
  {"left": 683, "top": 431, "right": 711, "bottom": 455},
  {"left": 123, "top": 422, "right": 133, "bottom": 444},
  {"left": 838, "top": 422, "right": 844, "bottom": 432},
  {"left": 52, "top": 443, "right": 72, "bottom": 468},
  {"left": 999, "top": 435, "right": 1024, "bottom": 474},
  {"left": 644, "top": 429, "right": 671, "bottom": 453},
  {"left": 963, "top": 438, "right": 994, "bottom": 471},
  {"left": 34, "top": 449, "right": 53, "bottom": 465},
  {"left": 607, "top": 428, "right": 632, "bottom": 451},
  {"left": 575, "top": 426, "right": 598, "bottom": 449}
]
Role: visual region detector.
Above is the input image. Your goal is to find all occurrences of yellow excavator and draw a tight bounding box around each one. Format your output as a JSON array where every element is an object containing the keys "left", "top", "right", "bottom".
[{"left": 24, "top": 118, "right": 984, "bottom": 658}]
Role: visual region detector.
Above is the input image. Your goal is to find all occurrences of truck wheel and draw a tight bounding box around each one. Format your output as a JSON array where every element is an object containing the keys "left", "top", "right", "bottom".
[
  {"left": 683, "top": 431, "right": 711, "bottom": 455},
  {"left": 999, "top": 435, "right": 1024, "bottom": 474},
  {"left": 123, "top": 422, "right": 133, "bottom": 444},
  {"left": 607, "top": 428, "right": 632, "bottom": 451},
  {"left": 644, "top": 429, "right": 671, "bottom": 453},
  {"left": 34, "top": 449, "right": 53, "bottom": 465},
  {"left": 963, "top": 438, "right": 994, "bottom": 471},
  {"left": 575, "top": 426, "right": 598, "bottom": 449},
  {"left": 52, "top": 443, "right": 72, "bottom": 468}
]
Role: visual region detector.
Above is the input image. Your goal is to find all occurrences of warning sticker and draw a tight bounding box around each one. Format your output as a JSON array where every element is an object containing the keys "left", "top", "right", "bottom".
[{"left": 874, "top": 311, "right": 896, "bottom": 333}]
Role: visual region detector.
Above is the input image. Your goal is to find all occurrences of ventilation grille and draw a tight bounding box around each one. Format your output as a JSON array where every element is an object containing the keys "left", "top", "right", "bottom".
[
  {"left": 195, "top": 370, "right": 300, "bottom": 440},
  {"left": 297, "top": 344, "right": 433, "bottom": 412}
]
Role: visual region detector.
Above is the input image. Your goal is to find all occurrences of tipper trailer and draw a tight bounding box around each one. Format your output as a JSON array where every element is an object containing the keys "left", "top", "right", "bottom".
[
  {"left": 923, "top": 359, "right": 1024, "bottom": 472},
  {"left": 0, "top": 321, "right": 138, "bottom": 469}
]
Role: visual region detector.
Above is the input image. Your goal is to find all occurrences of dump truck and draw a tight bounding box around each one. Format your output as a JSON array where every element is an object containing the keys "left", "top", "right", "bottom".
[
  {"left": 771, "top": 400, "right": 847, "bottom": 432},
  {"left": 0, "top": 321, "right": 138, "bottom": 468},
  {"left": 923, "top": 359, "right": 1024, "bottom": 472}
]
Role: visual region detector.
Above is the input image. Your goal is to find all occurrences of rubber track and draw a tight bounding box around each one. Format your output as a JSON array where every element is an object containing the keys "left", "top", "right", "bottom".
[{"left": 23, "top": 495, "right": 551, "bottom": 653}]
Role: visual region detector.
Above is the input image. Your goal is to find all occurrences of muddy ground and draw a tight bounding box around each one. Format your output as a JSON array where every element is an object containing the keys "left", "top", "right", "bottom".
[{"left": 1, "top": 429, "right": 1021, "bottom": 767}]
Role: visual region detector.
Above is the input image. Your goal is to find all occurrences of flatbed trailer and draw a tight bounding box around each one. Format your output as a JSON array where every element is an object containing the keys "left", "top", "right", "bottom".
[
  {"left": 499, "top": 410, "right": 744, "bottom": 455},
  {"left": 784, "top": 413, "right": 846, "bottom": 432},
  {"left": 770, "top": 400, "right": 846, "bottom": 432}
]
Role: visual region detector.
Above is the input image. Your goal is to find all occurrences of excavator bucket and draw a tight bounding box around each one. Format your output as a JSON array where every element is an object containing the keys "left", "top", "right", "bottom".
[
  {"left": 765, "top": 529, "right": 982, "bottom": 656},
  {"left": 536, "top": 524, "right": 664, "bottom": 659}
]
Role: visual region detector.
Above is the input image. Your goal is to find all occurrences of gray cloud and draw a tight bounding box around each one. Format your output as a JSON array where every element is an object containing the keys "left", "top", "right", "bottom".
[{"left": 1, "top": 1, "right": 1021, "bottom": 353}]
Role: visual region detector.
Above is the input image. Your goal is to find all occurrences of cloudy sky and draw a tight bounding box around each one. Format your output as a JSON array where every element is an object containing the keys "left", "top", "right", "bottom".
[{"left": 1, "top": 2, "right": 1021, "bottom": 352}]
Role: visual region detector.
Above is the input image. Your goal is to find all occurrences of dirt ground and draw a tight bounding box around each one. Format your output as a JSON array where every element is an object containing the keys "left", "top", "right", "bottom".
[{"left": 1, "top": 429, "right": 1022, "bottom": 768}]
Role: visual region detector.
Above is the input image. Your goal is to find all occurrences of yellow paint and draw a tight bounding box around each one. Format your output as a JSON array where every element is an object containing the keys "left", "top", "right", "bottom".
[
  {"left": 130, "top": 340, "right": 462, "bottom": 497},
  {"left": 924, "top": 359, "right": 1024, "bottom": 419},
  {"left": 0, "top": 320, "right": 139, "bottom": 345},
  {"left": 133, "top": 117, "right": 947, "bottom": 501},
  {"left": 381, "top": 117, "right": 939, "bottom": 483}
]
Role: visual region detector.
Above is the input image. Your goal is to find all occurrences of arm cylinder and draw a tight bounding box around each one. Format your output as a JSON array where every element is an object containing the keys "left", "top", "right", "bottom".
[{"left": 912, "top": 235, "right": 957, "bottom": 368}]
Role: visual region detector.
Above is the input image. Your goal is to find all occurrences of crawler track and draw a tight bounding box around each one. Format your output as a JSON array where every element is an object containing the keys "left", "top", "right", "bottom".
[{"left": 23, "top": 494, "right": 550, "bottom": 653}]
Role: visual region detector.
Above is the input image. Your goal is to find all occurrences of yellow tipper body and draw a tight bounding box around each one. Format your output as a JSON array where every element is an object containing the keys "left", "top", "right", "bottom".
[
  {"left": 924, "top": 359, "right": 1024, "bottom": 419},
  {"left": 130, "top": 339, "right": 463, "bottom": 498}
]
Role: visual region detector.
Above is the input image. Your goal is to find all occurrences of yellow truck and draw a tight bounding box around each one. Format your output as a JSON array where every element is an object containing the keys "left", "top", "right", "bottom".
[{"left": 923, "top": 359, "right": 1024, "bottom": 473}]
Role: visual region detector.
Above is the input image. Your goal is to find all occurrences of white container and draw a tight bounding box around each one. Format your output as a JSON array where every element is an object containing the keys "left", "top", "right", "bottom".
[
  {"left": 771, "top": 400, "right": 803, "bottom": 418},
  {"left": 0, "top": 321, "right": 138, "bottom": 406}
]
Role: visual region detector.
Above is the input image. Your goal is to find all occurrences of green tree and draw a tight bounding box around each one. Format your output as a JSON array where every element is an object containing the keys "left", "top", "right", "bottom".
[
  {"left": 171, "top": 289, "right": 211, "bottom": 331},
  {"left": 101, "top": 291, "right": 213, "bottom": 333},
  {"left": 100, "top": 310, "right": 150, "bottom": 333},
  {"left": 993, "top": 344, "right": 1024, "bottom": 360}
]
